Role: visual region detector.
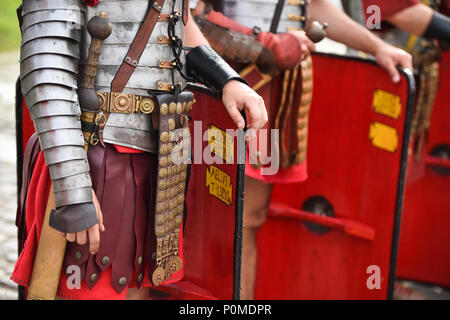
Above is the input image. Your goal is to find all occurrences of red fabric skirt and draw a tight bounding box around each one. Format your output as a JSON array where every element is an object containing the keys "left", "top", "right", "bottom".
[
  {"left": 245, "top": 160, "right": 308, "bottom": 184},
  {"left": 11, "top": 142, "right": 184, "bottom": 300}
]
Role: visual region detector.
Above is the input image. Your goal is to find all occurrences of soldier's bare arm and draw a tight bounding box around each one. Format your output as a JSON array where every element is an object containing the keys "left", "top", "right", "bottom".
[
  {"left": 309, "top": 0, "right": 412, "bottom": 83},
  {"left": 387, "top": 4, "right": 450, "bottom": 41},
  {"left": 184, "top": 9, "right": 268, "bottom": 131}
]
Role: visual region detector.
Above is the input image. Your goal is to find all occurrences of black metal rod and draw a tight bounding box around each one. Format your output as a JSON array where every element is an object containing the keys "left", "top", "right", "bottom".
[
  {"left": 387, "top": 68, "right": 416, "bottom": 300},
  {"left": 232, "top": 121, "right": 246, "bottom": 300}
]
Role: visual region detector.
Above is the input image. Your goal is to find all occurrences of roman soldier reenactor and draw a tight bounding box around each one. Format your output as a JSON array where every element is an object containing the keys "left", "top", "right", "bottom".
[
  {"left": 12, "top": 0, "right": 267, "bottom": 300},
  {"left": 191, "top": 0, "right": 414, "bottom": 299}
]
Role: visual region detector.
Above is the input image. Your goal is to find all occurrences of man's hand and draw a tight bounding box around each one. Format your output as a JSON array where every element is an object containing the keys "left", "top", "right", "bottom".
[
  {"left": 222, "top": 80, "right": 268, "bottom": 134},
  {"left": 287, "top": 30, "right": 316, "bottom": 59},
  {"left": 374, "top": 43, "right": 413, "bottom": 83},
  {"left": 58, "top": 189, "right": 105, "bottom": 255}
]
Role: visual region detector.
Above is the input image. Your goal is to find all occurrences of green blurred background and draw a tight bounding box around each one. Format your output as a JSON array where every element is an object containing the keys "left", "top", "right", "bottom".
[{"left": 0, "top": 0, "right": 22, "bottom": 52}]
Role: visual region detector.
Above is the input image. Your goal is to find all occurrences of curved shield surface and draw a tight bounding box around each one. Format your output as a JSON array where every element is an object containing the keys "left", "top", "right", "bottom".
[
  {"left": 254, "top": 53, "right": 414, "bottom": 300},
  {"left": 397, "top": 50, "right": 450, "bottom": 288}
]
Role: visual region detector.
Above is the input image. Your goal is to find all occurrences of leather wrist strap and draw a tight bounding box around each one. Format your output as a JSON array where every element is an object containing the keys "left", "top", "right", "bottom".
[
  {"left": 111, "top": 0, "right": 166, "bottom": 92},
  {"left": 424, "top": 11, "right": 450, "bottom": 42},
  {"left": 186, "top": 45, "right": 248, "bottom": 95}
]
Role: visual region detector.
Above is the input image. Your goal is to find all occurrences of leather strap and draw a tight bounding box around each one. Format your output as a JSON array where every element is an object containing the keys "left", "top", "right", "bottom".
[
  {"left": 111, "top": 0, "right": 166, "bottom": 92},
  {"left": 183, "top": 0, "right": 189, "bottom": 25},
  {"left": 270, "top": 0, "right": 285, "bottom": 33}
]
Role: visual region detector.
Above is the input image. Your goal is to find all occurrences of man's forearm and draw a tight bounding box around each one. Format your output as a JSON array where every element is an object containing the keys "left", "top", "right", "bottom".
[
  {"left": 386, "top": 4, "right": 434, "bottom": 36},
  {"left": 309, "top": 0, "right": 386, "bottom": 55},
  {"left": 184, "top": 8, "right": 210, "bottom": 47}
]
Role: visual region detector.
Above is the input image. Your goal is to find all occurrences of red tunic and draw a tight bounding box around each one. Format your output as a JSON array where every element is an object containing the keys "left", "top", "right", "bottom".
[
  {"left": 362, "top": 0, "right": 420, "bottom": 20},
  {"left": 11, "top": 144, "right": 184, "bottom": 300}
]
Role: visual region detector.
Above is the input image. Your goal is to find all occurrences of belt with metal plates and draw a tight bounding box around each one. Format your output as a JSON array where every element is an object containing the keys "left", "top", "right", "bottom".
[{"left": 81, "top": 91, "right": 159, "bottom": 147}]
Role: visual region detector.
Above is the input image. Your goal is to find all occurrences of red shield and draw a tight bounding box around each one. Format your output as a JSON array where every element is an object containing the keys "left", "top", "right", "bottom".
[
  {"left": 254, "top": 53, "right": 415, "bottom": 299},
  {"left": 396, "top": 50, "right": 450, "bottom": 288},
  {"left": 149, "top": 87, "right": 245, "bottom": 300}
]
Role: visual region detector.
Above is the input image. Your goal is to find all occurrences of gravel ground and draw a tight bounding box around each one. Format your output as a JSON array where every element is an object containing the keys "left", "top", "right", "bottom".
[{"left": 0, "top": 50, "right": 20, "bottom": 300}]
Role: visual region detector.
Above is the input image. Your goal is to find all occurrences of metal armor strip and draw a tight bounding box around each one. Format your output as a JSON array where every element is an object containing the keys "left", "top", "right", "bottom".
[
  {"left": 26, "top": 86, "right": 78, "bottom": 109},
  {"left": 53, "top": 173, "right": 93, "bottom": 192},
  {"left": 30, "top": 101, "right": 81, "bottom": 120},
  {"left": 21, "top": 39, "right": 81, "bottom": 63},
  {"left": 47, "top": 159, "right": 91, "bottom": 180},
  {"left": 21, "top": 70, "right": 78, "bottom": 95},
  {"left": 53, "top": 187, "right": 93, "bottom": 208},
  {"left": 20, "top": 54, "right": 79, "bottom": 80},
  {"left": 20, "top": 9, "right": 85, "bottom": 31},
  {"left": 80, "top": 43, "right": 186, "bottom": 68},
  {"left": 38, "top": 129, "right": 86, "bottom": 151},
  {"left": 44, "top": 148, "right": 88, "bottom": 166},
  {"left": 34, "top": 116, "right": 82, "bottom": 134},
  {"left": 21, "top": 0, "right": 86, "bottom": 15},
  {"left": 21, "top": 21, "right": 83, "bottom": 46}
]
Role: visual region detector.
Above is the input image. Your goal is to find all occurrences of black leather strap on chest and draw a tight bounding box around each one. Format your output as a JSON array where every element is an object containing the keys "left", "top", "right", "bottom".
[{"left": 270, "top": 0, "right": 285, "bottom": 33}]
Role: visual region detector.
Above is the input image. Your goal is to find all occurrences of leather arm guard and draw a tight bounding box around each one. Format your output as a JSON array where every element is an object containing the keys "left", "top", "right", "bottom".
[
  {"left": 20, "top": 0, "right": 98, "bottom": 233},
  {"left": 186, "top": 45, "right": 248, "bottom": 95},
  {"left": 194, "top": 16, "right": 277, "bottom": 74},
  {"left": 423, "top": 11, "right": 450, "bottom": 42}
]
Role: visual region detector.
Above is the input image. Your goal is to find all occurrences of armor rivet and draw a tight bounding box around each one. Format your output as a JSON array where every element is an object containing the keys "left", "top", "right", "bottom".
[
  {"left": 74, "top": 251, "right": 83, "bottom": 260},
  {"left": 159, "top": 180, "right": 167, "bottom": 190},
  {"left": 168, "top": 119, "right": 176, "bottom": 131},
  {"left": 176, "top": 103, "right": 183, "bottom": 114},
  {"left": 156, "top": 191, "right": 165, "bottom": 203},
  {"left": 155, "top": 226, "right": 165, "bottom": 237},
  {"left": 159, "top": 156, "right": 168, "bottom": 167},
  {"left": 137, "top": 273, "right": 144, "bottom": 282},
  {"left": 118, "top": 277, "right": 127, "bottom": 286},
  {"left": 90, "top": 273, "right": 98, "bottom": 282},
  {"left": 138, "top": 256, "right": 144, "bottom": 265},
  {"left": 156, "top": 214, "right": 165, "bottom": 226},
  {"left": 101, "top": 256, "right": 110, "bottom": 265},
  {"left": 160, "top": 144, "right": 169, "bottom": 156},
  {"left": 160, "top": 103, "right": 168, "bottom": 115},
  {"left": 169, "top": 102, "right": 176, "bottom": 114},
  {"left": 118, "top": 98, "right": 127, "bottom": 107},
  {"left": 159, "top": 168, "right": 167, "bottom": 178}
]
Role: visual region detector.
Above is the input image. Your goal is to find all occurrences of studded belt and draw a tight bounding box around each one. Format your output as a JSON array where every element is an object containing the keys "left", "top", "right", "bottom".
[
  {"left": 97, "top": 91, "right": 159, "bottom": 114},
  {"left": 81, "top": 92, "right": 159, "bottom": 146}
]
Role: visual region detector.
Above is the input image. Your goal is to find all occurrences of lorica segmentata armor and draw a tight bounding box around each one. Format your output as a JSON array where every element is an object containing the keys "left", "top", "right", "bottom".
[{"left": 20, "top": 0, "right": 190, "bottom": 215}]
